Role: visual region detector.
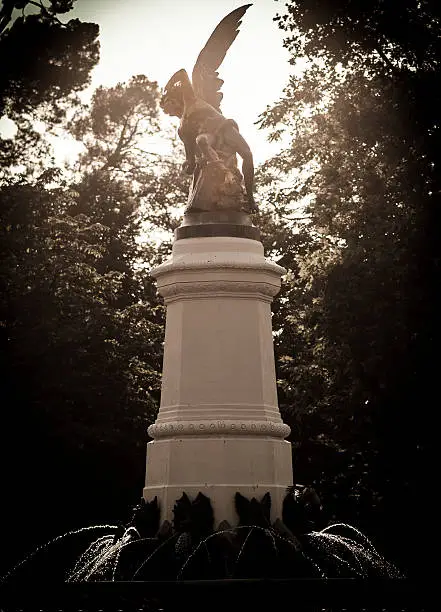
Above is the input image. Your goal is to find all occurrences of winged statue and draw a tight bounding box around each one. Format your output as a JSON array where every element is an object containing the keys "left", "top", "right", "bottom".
[{"left": 160, "top": 4, "right": 257, "bottom": 214}]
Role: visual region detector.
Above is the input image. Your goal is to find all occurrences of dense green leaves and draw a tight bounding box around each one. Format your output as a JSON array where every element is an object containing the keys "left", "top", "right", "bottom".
[
  {"left": 258, "top": 0, "right": 438, "bottom": 574},
  {"left": 0, "top": 5, "right": 188, "bottom": 571},
  {"left": 1, "top": 0, "right": 435, "bottom": 580},
  {"left": 276, "top": 0, "right": 441, "bottom": 73},
  {"left": 0, "top": 6, "right": 99, "bottom": 120}
]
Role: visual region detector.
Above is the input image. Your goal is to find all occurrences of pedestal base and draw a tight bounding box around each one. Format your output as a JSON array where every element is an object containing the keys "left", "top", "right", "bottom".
[
  {"left": 145, "top": 237, "right": 293, "bottom": 525},
  {"left": 143, "top": 436, "right": 292, "bottom": 525}
]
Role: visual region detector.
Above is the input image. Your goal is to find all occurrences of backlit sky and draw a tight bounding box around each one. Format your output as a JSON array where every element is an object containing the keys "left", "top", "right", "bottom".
[
  {"left": 0, "top": 0, "right": 297, "bottom": 165},
  {"left": 68, "top": 0, "right": 293, "bottom": 162}
]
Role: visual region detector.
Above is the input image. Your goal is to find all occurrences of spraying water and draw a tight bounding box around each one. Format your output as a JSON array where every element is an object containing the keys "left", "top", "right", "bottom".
[
  {"left": 2, "top": 490, "right": 403, "bottom": 583},
  {"left": 64, "top": 523, "right": 401, "bottom": 582},
  {"left": 1, "top": 524, "right": 118, "bottom": 583}
]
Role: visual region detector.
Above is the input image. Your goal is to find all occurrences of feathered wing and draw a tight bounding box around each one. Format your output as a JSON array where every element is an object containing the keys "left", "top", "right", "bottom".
[{"left": 192, "top": 4, "right": 252, "bottom": 110}]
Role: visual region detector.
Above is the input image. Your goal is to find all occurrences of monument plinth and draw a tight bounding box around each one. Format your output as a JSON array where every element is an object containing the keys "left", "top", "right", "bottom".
[
  {"left": 143, "top": 231, "right": 293, "bottom": 525},
  {"left": 146, "top": 3, "right": 292, "bottom": 527}
]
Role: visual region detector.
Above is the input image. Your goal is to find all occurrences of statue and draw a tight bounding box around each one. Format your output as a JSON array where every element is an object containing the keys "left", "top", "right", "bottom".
[{"left": 160, "top": 4, "right": 257, "bottom": 214}]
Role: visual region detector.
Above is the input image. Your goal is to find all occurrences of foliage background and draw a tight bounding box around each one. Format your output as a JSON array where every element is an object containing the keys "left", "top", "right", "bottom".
[{"left": 0, "top": 0, "right": 435, "bottom": 580}]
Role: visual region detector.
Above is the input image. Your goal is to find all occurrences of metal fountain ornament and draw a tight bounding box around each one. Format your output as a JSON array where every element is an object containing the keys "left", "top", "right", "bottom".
[{"left": 1, "top": 5, "right": 401, "bottom": 587}]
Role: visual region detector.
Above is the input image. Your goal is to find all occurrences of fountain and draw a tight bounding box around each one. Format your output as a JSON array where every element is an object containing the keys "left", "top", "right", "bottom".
[
  {"left": 65, "top": 488, "right": 400, "bottom": 582},
  {"left": 1, "top": 486, "right": 401, "bottom": 585},
  {"left": 1, "top": 5, "right": 405, "bottom": 609}
]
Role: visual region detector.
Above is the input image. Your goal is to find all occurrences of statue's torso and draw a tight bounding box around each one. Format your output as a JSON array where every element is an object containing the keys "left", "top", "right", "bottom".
[{"left": 179, "top": 100, "right": 227, "bottom": 144}]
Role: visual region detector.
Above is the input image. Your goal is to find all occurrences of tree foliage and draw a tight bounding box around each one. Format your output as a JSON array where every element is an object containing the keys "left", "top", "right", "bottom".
[
  {"left": 1, "top": 0, "right": 435, "bottom": 582},
  {"left": 0, "top": 6, "right": 188, "bottom": 571},
  {"left": 0, "top": 0, "right": 99, "bottom": 119},
  {"left": 258, "top": 0, "right": 438, "bottom": 575}
]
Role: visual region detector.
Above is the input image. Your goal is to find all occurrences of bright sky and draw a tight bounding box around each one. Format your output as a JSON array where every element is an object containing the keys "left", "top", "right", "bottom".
[
  {"left": 69, "top": 0, "right": 292, "bottom": 163},
  {"left": 1, "top": 0, "right": 294, "bottom": 165}
]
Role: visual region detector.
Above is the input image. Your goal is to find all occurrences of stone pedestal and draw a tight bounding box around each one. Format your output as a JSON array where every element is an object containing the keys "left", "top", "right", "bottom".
[{"left": 143, "top": 235, "right": 293, "bottom": 525}]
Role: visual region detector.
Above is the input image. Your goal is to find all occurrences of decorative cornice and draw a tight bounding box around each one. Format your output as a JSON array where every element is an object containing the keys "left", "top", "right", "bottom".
[
  {"left": 152, "top": 259, "right": 286, "bottom": 277},
  {"left": 148, "top": 419, "right": 291, "bottom": 439},
  {"left": 158, "top": 279, "right": 280, "bottom": 302}
]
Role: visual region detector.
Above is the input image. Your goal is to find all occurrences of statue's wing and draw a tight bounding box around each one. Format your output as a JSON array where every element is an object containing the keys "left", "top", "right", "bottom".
[{"left": 192, "top": 4, "right": 252, "bottom": 110}]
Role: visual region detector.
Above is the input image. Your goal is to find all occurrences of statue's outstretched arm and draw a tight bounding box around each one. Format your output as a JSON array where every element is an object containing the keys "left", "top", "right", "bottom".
[{"left": 183, "top": 139, "right": 196, "bottom": 174}]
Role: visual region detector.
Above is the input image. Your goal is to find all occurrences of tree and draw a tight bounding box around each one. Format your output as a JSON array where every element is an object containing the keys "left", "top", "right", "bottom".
[
  {"left": 1, "top": 44, "right": 187, "bottom": 573},
  {"left": 0, "top": 0, "right": 100, "bottom": 190},
  {"left": 258, "top": 0, "right": 438, "bottom": 575},
  {"left": 0, "top": 1, "right": 99, "bottom": 120}
]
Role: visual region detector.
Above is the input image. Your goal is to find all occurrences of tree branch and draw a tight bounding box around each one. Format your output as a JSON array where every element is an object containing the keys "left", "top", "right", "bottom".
[
  {"left": 28, "top": 1, "right": 63, "bottom": 25},
  {"left": 373, "top": 43, "right": 401, "bottom": 77},
  {"left": 100, "top": 115, "right": 132, "bottom": 171},
  {"left": 0, "top": 0, "right": 15, "bottom": 35},
  {"left": 132, "top": 147, "right": 175, "bottom": 159}
]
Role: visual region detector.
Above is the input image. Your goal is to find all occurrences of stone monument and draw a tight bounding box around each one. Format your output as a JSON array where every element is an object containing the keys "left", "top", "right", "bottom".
[
  {"left": 0, "top": 7, "right": 402, "bottom": 592},
  {"left": 143, "top": 4, "right": 293, "bottom": 526}
]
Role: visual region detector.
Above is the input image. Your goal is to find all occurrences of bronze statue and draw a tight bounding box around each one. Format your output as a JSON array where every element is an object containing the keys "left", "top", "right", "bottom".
[{"left": 161, "top": 4, "right": 257, "bottom": 214}]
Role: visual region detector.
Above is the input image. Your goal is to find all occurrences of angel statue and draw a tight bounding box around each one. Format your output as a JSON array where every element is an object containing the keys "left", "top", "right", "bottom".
[{"left": 160, "top": 4, "right": 257, "bottom": 214}]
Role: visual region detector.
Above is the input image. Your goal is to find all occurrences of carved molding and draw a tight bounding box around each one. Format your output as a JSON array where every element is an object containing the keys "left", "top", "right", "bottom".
[
  {"left": 158, "top": 280, "right": 281, "bottom": 302},
  {"left": 152, "top": 259, "right": 286, "bottom": 278},
  {"left": 155, "top": 403, "right": 283, "bottom": 421},
  {"left": 148, "top": 419, "right": 291, "bottom": 439}
]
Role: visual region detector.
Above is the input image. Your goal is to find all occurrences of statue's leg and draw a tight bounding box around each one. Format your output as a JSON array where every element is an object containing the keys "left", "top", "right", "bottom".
[
  {"left": 223, "top": 126, "right": 257, "bottom": 211},
  {"left": 196, "top": 133, "right": 219, "bottom": 163}
]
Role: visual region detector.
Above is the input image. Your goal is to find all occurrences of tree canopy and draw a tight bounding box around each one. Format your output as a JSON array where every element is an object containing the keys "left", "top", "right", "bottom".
[
  {"left": 0, "top": 3, "right": 188, "bottom": 573},
  {"left": 257, "top": 0, "right": 437, "bottom": 576},
  {"left": 0, "top": 0, "right": 99, "bottom": 119},
  {"left": 1, "top": 0, "right": 435, "bottom": 580}
]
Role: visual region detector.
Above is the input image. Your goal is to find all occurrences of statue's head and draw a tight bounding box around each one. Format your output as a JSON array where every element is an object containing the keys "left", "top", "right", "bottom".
[{"left": 160, "top": 84, "right": 184, "bottom": 118}]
